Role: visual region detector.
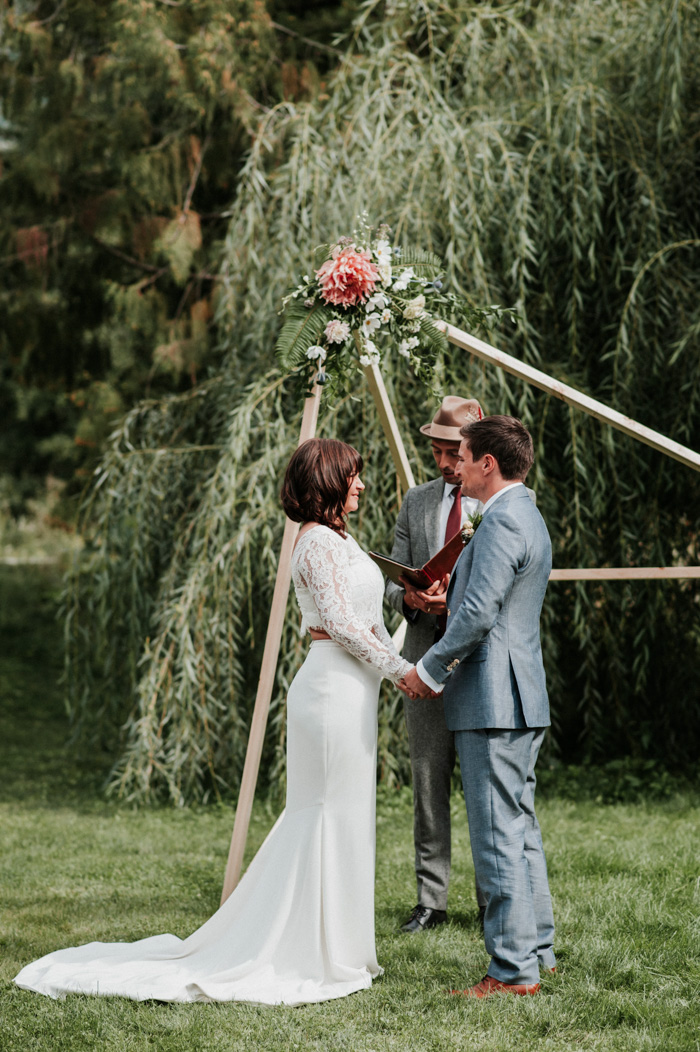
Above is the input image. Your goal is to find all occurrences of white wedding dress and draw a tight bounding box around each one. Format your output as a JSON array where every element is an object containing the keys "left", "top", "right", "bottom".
[{"left": 14, "top": 526, "right": 410, "bottom": 1006}]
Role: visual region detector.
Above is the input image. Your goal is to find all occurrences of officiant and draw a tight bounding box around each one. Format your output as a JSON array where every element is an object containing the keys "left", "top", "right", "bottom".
[{"left": 384, "top": 395, "right": 488, "bottom": 933}]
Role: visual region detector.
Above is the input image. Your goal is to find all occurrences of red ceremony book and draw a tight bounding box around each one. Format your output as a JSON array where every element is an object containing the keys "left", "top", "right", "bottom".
[{"left": 369, "top": 530, "right": 466, "bottom": 589}]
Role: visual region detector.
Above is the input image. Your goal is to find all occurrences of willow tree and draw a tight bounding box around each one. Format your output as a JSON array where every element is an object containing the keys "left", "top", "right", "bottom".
[{"left": 64, "top": 0, "right": 700, "bottom": 804}]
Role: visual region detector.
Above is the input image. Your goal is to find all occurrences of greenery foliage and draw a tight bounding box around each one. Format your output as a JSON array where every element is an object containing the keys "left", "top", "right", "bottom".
[
  {"left": 61, "top": 0, "right": 700, "bottom": 803},
  {"left": 0, "top": 0, "right": 365, "bottom": 513},
  {"left": 0, "top": 0, "right": 277, "bottom": 499}
]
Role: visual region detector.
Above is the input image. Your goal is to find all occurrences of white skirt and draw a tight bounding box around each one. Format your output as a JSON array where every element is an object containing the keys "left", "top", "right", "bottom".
[{"left": 14, "top": 641, "right": 383, "bottom": 1005}]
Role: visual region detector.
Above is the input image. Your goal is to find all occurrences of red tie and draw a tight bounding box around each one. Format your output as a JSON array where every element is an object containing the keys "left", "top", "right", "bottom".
[
  {"left": 435, "top": 486, "right": 461, "bottom": 638},
  {"left": 444, "top": 486, "right": 462, "bottom": 544}
]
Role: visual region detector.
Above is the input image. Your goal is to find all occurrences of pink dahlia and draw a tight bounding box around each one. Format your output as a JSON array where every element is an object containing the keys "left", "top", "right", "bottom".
[{"left": 316, "top": 248, "right": 379, "bottom": 309}]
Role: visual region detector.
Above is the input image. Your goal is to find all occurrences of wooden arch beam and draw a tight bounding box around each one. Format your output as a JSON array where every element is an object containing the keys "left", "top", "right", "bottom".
[{"left": 442, "top": 323, "right": 700, "bottom": 473}]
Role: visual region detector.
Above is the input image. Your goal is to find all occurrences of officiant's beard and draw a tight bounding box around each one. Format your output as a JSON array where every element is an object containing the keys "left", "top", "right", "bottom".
[{"left": 431, "top": 441, "right": 461, "bottom": 486}]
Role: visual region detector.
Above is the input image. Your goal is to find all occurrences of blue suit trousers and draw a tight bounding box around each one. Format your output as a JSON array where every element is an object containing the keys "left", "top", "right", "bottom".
[{"left": 455, "top": 727, "right": 556, "bottom": 985}]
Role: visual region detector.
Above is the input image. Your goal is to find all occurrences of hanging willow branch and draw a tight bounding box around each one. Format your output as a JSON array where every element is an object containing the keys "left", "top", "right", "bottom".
[{"left": 65, "top": 0, "right": 700, "bottom": 803}]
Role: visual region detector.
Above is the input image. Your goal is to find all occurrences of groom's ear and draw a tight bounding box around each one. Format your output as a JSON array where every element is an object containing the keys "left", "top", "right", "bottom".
[{"left": 481, "top": 454, "right": 497, "bottom": 476}]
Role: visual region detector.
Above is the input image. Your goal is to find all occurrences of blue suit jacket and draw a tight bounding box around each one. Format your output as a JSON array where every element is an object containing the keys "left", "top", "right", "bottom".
[{"left": 421, "top": 485, "right": 551, "bottom": 730}]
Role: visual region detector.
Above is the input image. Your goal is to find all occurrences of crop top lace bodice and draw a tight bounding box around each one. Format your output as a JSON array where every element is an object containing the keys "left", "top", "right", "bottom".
[{"left": 291, "top": 526, "right": 412, "bottom": 685}]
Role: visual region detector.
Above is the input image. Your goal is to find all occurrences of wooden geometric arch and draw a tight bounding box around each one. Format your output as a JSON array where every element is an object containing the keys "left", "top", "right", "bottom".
[{"left": 220, "top": 323, "right": 700, "bottom": 903}]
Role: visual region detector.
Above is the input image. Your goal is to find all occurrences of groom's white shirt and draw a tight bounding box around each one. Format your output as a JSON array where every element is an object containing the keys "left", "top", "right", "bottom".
[{"left": 416, "top": 482, "right": 524, "bottom": 693}]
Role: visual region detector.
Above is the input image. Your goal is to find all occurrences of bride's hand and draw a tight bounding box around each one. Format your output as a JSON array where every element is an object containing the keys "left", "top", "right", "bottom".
[{"left": 398, "top": 667, "right": 430, "bottom": 700}]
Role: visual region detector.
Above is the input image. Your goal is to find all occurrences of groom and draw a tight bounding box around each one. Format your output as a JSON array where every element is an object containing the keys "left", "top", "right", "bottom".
[{"left": 398, "top": 415, "right": 556, "bottom": 997}]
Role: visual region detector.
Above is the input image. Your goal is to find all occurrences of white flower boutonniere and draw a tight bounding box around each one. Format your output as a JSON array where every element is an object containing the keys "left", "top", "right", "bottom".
[{"left": 460, "top": 512, "right": 483, "bottom": 544}]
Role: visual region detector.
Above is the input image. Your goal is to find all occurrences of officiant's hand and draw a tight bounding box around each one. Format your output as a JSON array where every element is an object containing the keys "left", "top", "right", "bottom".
[{"left": 400, "top": 574, "right": 449, "bottom": 615}]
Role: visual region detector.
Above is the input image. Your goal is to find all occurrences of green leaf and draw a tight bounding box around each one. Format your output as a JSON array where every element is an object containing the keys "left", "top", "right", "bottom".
[
  {"left": 275, "top": 299, "right": 335, "bottom": 371},
  {"left": 155, "top": 214, "right": 202, "bottom": 285},
  {"left": 395, "top": 249, "right": 443, "bottom": 281}
]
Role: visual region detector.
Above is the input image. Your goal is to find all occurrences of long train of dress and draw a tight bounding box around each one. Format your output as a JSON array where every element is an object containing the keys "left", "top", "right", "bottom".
[{"left": 14, "top": 641, "right": 383, "bottom": 1005}]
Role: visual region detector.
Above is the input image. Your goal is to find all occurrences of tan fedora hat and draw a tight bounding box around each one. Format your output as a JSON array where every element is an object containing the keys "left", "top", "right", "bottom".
[{"left": 419, "top": 396, "right": 484, "bottom": 441}]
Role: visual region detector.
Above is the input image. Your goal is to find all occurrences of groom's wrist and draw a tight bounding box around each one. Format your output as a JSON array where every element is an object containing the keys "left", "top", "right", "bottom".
[{"left": 416, "top": 659, "right": 444, "bottom": 694}]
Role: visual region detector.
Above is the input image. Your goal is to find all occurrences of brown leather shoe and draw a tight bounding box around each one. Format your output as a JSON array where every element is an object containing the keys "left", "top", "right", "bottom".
[{"left": 450, "top": 975, "right": 541, "bottom": 997}]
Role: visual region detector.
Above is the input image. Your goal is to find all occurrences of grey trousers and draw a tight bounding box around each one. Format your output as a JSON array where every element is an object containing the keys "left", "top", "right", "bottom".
[
  {"left": 404, "top": 696, "right": 487, "bottom": 915},
  {"left": 455, "top": 727, "right": 556, "bottom": 984}
]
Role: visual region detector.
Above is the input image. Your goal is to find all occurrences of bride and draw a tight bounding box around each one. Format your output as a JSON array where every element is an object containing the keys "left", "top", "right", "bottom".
[{"left": 15, "top": 437, "right": 412, "bottom": 1006}]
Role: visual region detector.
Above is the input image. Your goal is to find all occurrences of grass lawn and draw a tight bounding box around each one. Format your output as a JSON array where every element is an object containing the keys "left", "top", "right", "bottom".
[{"left": 1, "top": 564, "right": 698, "bottom": 1051}]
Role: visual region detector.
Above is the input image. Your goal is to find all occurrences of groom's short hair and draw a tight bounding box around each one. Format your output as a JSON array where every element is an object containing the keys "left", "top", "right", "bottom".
[{"left": 460, "top": 416, "right": 534, "bottom": 481}]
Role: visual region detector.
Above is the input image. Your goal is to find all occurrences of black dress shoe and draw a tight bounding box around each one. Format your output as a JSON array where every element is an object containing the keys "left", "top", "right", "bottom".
[{"left": 400, "top": 905, "right": 447, "bottom": 933}]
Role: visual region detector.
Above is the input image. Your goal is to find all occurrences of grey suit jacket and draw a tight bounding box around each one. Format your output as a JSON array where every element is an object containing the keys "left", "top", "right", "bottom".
[{"left": 421, "top": 486, "right": 551, "bottom": 731}]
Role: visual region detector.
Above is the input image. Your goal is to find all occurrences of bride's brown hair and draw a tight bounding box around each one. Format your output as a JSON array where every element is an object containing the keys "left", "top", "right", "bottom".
[{"left": 281, "top": 438, "right": 364, "bottom": 537}]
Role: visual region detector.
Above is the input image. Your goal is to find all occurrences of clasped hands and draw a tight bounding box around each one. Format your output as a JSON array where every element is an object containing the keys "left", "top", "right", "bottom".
[{"left": 397, "top": 666, "right": 440, "bottom": 701}]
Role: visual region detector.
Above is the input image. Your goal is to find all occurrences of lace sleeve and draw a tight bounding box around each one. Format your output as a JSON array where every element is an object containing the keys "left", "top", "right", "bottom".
[
  {"left": 296, "top": 531, "right": 412, "bottom": 685},
  {"left": 371, "top": 616, "right": 403, "bottom": 658}
]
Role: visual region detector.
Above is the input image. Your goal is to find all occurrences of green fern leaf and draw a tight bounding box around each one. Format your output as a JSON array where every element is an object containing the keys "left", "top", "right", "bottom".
[
  {"left": 418, "top": 315, "right": 449, "bottom": 355},
  {"left": 275, "top": 299, "right": 336, "bottom": 370},
  {"left": 395, "top": 249, "right": 443, "bottom": 280}
]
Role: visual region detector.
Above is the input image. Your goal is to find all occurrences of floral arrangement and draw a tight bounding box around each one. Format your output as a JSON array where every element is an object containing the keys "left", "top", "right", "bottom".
[
  {"left": 275, "top": 217, "right": 510, "bottom": 400},
  {"left": 460, "top": 512, "right": 483, "bottom": 544}
]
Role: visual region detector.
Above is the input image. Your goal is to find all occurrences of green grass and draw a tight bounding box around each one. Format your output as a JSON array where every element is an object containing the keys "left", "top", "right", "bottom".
[{"left": 1, "top": 565, "right": 699, "bottom": 1051}]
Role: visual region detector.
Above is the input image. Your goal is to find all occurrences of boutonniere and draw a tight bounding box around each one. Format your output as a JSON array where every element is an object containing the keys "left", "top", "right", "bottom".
[{"left": 460, "top": 512, "right": 482, "bottom": 544}]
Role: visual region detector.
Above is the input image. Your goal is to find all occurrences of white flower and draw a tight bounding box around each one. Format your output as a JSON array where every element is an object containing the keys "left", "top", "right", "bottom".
[
  {"left": 378, "top": 263, "right": 393, "bottom": 286},
  {"left": 362, "top": 313, "right": 382, "bottom": 336},
  {"left": 359, "top": 338, "right": 380, "bottom": 366},
  {"left": 306, "top": 344, "right": 327, "bottom": 361},
  {"left": 461, "top": 513, "right": 482, "bottom": 543},
  {"left": 403, "top": 294, "right": 426, "bottom": 320},
  {"left": 373, "top": 238, "right": 393, "bottom": 266},
  {"left": 365, "top": 292, "right": 389, "bottom": 313},
  {"left": 324, "top": 319, "right": 351, "bottom": 344},
  {"left": 392, "top": 267, "right": 415, "bottom": 291},
  {"left": 380, "top": 308, "right": 392, "bottom": 324},
  {"left": 398, "top": 335, "right": 420, "bottom": 358}
]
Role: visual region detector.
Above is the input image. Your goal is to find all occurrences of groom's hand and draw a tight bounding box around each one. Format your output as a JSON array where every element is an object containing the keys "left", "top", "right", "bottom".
[
  {"left": 400, "top": 574, "right": 449, "bottom": 615},
  {"left": 398, "top": 667, "right": 435, "bottom": 700}
]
